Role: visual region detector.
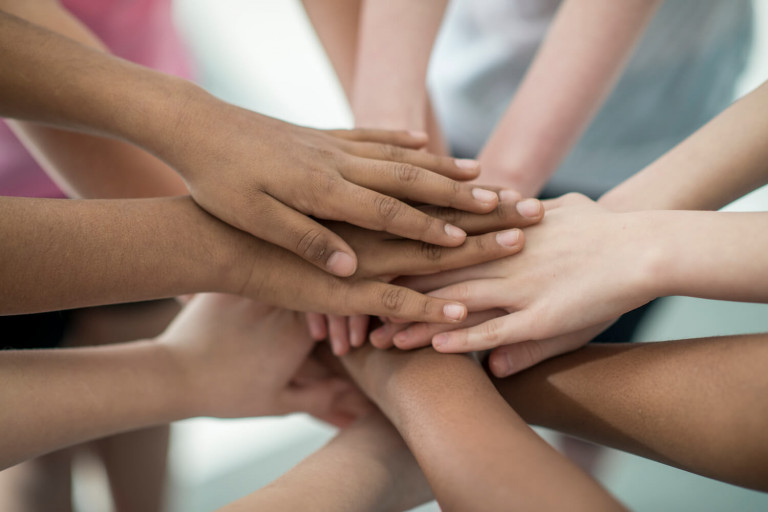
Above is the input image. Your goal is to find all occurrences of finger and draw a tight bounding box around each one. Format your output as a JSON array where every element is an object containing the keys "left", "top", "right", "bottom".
[
  {"left": 328, "top": 183, "right": 468, "bottom": 247},
  {"left": 393, "top": 309, "right": 506, "bottom": 350},
  {"left": 432, "top": 312, "right": 534, "bottom": 352},
  {"left": 325, "top": 128, "right": 428, "bottom": 149},
  {"left": 363, "top": 229, "right": 524, "bottom": 278},
  {"left": 394, "top": 259, "right": 507, "bottom": 293},
  {"left": 306, "top": 312, "right": 328, "bottom": 341},
  {"left": 328, "top": 315, "right": 351, "bottom": 356},
  {"left": 369, "top": 321, "right": 411, "bottom": 349},
  {"left": 348, "top": 315, "right": 370, "bottom": 348},
  {"left": 419, "top": 197, "right": 543, "bottom": 235},
  {"left": 427, "top": 279, "right": 515, "bottom": 312},
  {"left": 345, "top": 156, "right": 496, "bottom": 213},
  {"left": 252, "top": 196, "right": 359, "bottom": 277},
  {"left": 345, "top": 141, "right": 481, "bottom": 180},
  {"left": 488, "top": 336, "right": 583, "bottom": 378},
  {"left": 344, "top": 280, "right": 468, "bottom": 324}
]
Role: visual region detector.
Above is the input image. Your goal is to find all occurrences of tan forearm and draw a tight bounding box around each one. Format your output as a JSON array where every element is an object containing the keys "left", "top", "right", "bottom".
[
  {"left": 346, "top": 347, "right": 623, "bottom": 511},
  {"left": 495, "top": 335, "right": 768, "bottom": 491},
  {"left": 0, "top": 196, "right": 244, "bottom": 314},
  {"left": 0, "top": 341, "right": 189, "bottom": 470}
]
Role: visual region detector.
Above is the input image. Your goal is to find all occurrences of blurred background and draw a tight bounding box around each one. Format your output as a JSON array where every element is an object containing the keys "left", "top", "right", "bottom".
[{"left": 69, "top": 1, "right": 768, "bottom": 510}]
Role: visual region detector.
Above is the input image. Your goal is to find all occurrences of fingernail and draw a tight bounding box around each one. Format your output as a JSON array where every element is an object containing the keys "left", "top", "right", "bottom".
[
  {"left": 408, "top": 130, "right": 428, "bottom": 140},
  {"left": 500, "top": 189, "right": 522, "bottom": 202},
  {"left": 455, "top": 158, "right": 480, "bottom": 171},
  {"left": 308, "top": 321, "right": 324, "bottom": 341},
  {"left": 327, "top": 251, "right": 357, "bottom": 276},
  {"left": 442, "top": 304, "right": 465, "bottom": 321},
  {"left": 472, "top": 188, "right": 498, "bottom": 204},
  {"left": 433, "top": 333, "right": 450, "bottom": 347},
  {"left": 491, "top": 352, "right": 513, "bottom": 377},
  {"left": 516, "top": 198, "right": 541, "bottom": 218},
  {"left": 393, "top": 331, "right": 408, "bottom": 346},
  {"left": 444, "top": 224, "right": 467, "bottom": 240},
  {"left": 495, "top": 229, "right": 521, "bottom": 247}
]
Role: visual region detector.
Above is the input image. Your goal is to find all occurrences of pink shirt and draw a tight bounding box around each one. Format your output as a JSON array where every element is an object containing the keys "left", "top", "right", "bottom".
[{"left": 0, "top": 0, "right": 192, "bottom": 198}]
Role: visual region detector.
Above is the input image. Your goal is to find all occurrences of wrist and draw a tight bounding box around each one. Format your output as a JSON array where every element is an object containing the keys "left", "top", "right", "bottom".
[{"left": 622, "top": 210, "right": 676, "bottom": 301}]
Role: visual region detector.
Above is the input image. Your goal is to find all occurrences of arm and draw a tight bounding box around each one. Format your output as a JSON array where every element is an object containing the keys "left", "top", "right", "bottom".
[
  {"left": 495, "top": 334, "right": 768, "bottom": 491},
  {"left": 342, "top": 346, "right": 624, "bottom": 511},
  {"left": 478, "top": 0, "right": 662, "bottom": 196},
  {"left": 600, "top": 80, "right": 768, "bottom": 211},
  {"left": 381, "top": 194, "right": 768, "bottom": 365},
  {"left": 0, "top": 294, "right": 361, "bottom": 470},
  {"left": 218, "top": 412, "right": 430, "bottom": 512},
  {"left": 0, "top": 9, "right": 496, "bottom": 276},
  {"left": 0, "top": 0, "right": 187, "bottom": 199}
]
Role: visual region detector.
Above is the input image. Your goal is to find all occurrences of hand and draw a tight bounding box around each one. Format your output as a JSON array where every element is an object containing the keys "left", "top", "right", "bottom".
[
  {"left": 156, "top": 293, "right": 356, "bottom": 419},
  {"left": 161, "top": 95, "right": 506, "bottom": 276},
  {"left": 388, "top": 193, "right": 656, "bottom": 353},
  {"left": 305, "top": 194, "right": 546, "bottom": 354}
]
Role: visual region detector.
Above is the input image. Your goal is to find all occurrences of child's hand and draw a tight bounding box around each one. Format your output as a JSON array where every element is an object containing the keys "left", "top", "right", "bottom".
[
  {"left": 377, "top": 194, "right": 656, "bottom": 356},
  {"left": 304, "top": 195, "right": 545, "bottom": 355},
  {"left": 161, "top": 97, "right": 506, "bottom": 277},
  {"left": 156, "top": 293, "right": 355, "bottom": 419}
]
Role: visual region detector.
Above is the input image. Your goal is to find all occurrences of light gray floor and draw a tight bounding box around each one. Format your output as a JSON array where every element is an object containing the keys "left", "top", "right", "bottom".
[{"left": 86, "top": 1, "right": 768, "bottom": 511}]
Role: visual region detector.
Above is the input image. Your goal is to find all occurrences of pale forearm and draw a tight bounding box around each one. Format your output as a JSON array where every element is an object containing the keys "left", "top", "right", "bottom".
[
  {"left": 643, "top": 210, "right": 768, "bottom": 302},
  {"left": 0, "top": 341, "right": 189, "bottom": 470},
  {"left": 0, "top": 196, "right": 244, "bottom": 314},
  {"left": 479, "top": 0, "right": 661, "bottom": 195},
  {"left": 496, "top": 335, "right": 768, "bottom": 491},
  {"left": 600, "top": 82, "right": 768, "bottom": 212},
  {"left": 347, "top": 348, "right": 622, "bottom": 511},
  {"left": 352, "top": 0, "right": 447, "bottom": 130}
]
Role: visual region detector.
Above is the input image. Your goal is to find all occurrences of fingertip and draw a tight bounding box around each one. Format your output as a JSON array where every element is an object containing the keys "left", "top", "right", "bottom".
[
  {"left": 489, "top": 349, "right": 514, "bottom": 378},
  {"left": 326, "top": 251, "right": 358, "bottom": 277},
  {"left": 495, "top": 228, "right": 522, "bottom": 248},
  {"left": 443, "top": 223, "right": 467, "bottom": 242},
  {"left": 455, "top": 158, "right": 481, "bottom": 175},
  {"left": 516, "top": 198, "right": 543, "bottom": 219},
  {"left": 442, "top": 303, "right": 467, "bottom": 322}
]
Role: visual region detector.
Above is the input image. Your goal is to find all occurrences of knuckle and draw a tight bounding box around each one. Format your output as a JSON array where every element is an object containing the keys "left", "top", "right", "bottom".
[
  {"left": 419, "top": 242, "right": 444, "bottom": 261},
  {"left": 434, "top": 206, "right": 461, "bottom": 225},
  {"left": 380, "top": 286, "right": 407, "bottom": 312},
  {"left": 481, "top": 320, "right": 502, "bottom": 344},
  {"left": 380, "top": 144, "right": 404, "bottom": 160},
  {"left": 296, "top": 229, "right": 330, "bottom": 263},
  {"left": 395, "top": 163, "right": 420, "bottom": 184},
  {"left": 374, "top": 195, "right": 403, "bottom": 223}
]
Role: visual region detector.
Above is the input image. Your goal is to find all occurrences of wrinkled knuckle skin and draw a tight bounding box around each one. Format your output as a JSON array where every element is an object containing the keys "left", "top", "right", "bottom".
[
  {"left": 434, "top": 206, "right": 461, "bottom": 225},
  {"left": 420, "top": 242, "right": 444, "bottom": 262},
  {"left": 374, "top": 195, "right": 402, "bottom": 223},
  {"left": 296, "top": 229, "right": 329, "bottom": 263},
  {"left": 482, "top": 321, "right": 502, "bottom": 345},
  {"left": 395, "top": 163, "right": 420, "bottom": 184},
  {"left": 381, "top": 287, "right": 407, "bottom": 312},
  {"left": 381, "top": 144, "right": 403, "bottom": 160}
]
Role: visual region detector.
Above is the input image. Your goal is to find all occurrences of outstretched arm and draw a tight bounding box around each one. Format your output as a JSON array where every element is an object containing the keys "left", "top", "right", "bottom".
[
  {"left": 478, "top": 0, "right": 661, "bottom": 196},
  {"left": 0, "top": 294, "right": 363, "bottom": 470},
  {"left": 342, "top": 346, "right": 624, "bottom": 511},
  {"left": 601, "top": 80, "right": 768, "bottom": 211},
  {"left": 0, "top": 9, "right": 497, "bottom": 275},
  {"left": 495, "top": 334, "right": 768, "bottom": 491},
  {"left": 0, "top": 0, "right": 186, "bottom": 198}
]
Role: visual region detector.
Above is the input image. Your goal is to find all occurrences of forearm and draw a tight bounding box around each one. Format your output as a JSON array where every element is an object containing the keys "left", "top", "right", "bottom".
[
  {"left": 346, "top": 347, "right": 622, "bottom": 511},
  {"left": 0, "top": 0, "right": 187, "bottom": 198},
  {"left": 219, "top": 417, "right": 416, "bottom": 512},
  {"left": 0, "top": 196, "right": 244, "bottom": 314},
  {"left": 600, "top": 81, "right": 768, "bottom": 211},
  {"left": 352, "top": 0, "right": 447, "bottom": 130},
  {"left": 496, "top": 335, "right": 768, "bottom": 491},
  {"left": 0, "top": 341, "right": 190, "bottom": 470},
  {"left": 479, "top": 0, "right": 661, "bottom": 195},
  {"left": 0, "top": 9, "right": 213, "bottom": 166},
  {"left": 641, "top": 210, "right": 768, "bottom": 302}
]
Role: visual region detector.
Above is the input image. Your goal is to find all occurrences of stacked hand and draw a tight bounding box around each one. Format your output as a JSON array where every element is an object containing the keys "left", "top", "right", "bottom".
[
  {"left": 370, "top": 193, "right": 658, "bottom": 376},
  {"left": 304, "top": 193, "right": 546, "bottom": 354}
]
